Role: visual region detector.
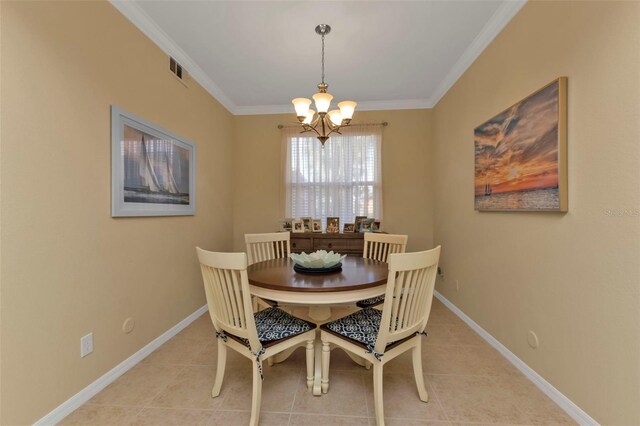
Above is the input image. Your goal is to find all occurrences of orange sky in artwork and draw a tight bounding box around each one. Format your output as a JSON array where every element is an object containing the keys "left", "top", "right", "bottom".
[{"left": 474, "top": 81, "right": 560, "bottom": 196}]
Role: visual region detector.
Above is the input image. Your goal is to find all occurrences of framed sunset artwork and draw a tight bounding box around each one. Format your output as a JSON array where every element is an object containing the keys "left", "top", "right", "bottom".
[{"left": 474, "top": 77, "right": 567, "bottom": 212}]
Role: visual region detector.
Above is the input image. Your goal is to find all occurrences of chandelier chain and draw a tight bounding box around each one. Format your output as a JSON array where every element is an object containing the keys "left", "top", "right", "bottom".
[{"left": 321, "top": 33, "right": 325, "bottom": 84}]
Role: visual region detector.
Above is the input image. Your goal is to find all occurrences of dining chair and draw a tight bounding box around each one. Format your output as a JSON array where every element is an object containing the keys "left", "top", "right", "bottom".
[
  {"left": 245, "top": 232, "right": 290, "bottom": 310},
  {"left": 320, "top": 246, "right": 441, "bottom": 426},
  {"left": 356, "top": 233, "right": 408, "bottom": 308},
  {"left": 196, "top": 247, "right": 316, "bottom": 426},
  {"left": 245, "top": 232, "right": 290, "bottom": 265}
]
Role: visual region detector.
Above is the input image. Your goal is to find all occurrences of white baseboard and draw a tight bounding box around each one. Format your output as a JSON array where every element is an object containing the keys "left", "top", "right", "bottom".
[
  {"left": 34, "top": 305, "right": 209, "bottom": 426},
  {"left": 434, "top": 291, "right": 599, "bottom": 426}
]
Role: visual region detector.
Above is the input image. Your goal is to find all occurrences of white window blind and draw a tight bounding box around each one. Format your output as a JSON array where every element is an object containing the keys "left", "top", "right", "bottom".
[{"left": 283, "top": 125, "right": 383, "bottom": 228}]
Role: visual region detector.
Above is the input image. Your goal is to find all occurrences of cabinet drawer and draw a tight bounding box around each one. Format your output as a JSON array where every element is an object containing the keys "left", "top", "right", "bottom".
[
  {"left": 291, "top": 238, "right": 312, "bottom": 252},
  {"left": 314, "top": 239, "right": 349, "bottom": 251},
  {"left": 348, "top": 239, "right": 365, "bottom": 251}
]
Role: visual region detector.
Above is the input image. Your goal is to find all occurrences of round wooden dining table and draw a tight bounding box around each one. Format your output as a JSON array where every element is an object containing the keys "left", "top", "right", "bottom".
[
  {"left": 247, "top": 256, "right": 388, "bottom": 321},
  {"left": 247, "top": 255, "right": 388, "bottom": 395}
]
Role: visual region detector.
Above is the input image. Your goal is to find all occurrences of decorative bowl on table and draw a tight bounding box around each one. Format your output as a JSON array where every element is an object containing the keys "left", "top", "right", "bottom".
[{"left": 290, "top": 250, "right": 347, "bottom": 273}]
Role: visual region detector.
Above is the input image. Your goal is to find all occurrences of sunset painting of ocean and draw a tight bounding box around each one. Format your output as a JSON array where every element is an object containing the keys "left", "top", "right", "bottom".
[{"left": 474, "top": 78, "right": 567, "bottom": 211}]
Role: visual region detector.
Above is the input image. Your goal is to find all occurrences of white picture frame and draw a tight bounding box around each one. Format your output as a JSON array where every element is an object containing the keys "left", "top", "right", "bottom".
[
  {"left": 292, "top": 219, "right": 304, "bottom": 233},
  {"left": 111, "top": 105, "right": 196, "bottom": 217},
  {"left": 280, "top": 218, "right": 294, "bottom": 231},
  {"left": 301, "top": 217, "right": 312, "bottom": 232}
]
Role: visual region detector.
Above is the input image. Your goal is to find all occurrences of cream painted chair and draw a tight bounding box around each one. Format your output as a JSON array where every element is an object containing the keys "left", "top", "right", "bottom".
[
  {"left": 196, "top": 248, "right": 315, "bottom": 426},
  {"left": 245, "top": 232, "right": 290, "bottom": 310},
  {"left": 320, "top": 246, "right": 441, "bottom": 426},
  {"left": 356, "top": 233, "right": 409, "bottom": 308},
  {"left": 245, "top": 232, "right": 290, "bottom": 265}
]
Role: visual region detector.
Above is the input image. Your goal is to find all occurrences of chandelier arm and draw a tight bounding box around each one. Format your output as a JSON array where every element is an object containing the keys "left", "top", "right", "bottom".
[
  {"left": 326, "top": 125, "right": 343, "bottom": 137},
  {"left": 325, "top": 117, "right": 343, "bottom": 133},
  {"left": 302, "top": 123, "right": 322, "bottom": 137}
]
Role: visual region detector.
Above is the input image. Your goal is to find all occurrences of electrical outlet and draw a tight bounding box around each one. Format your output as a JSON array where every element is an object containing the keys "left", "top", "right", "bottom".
[
  {"left": 81, "top": 333, "right": 93, "bottom": 358},
  {"left": 437, "top": 267, "right": 444, "bottom": 278},
  {"left": 455, "top": 280, "right": 460, "bottom": 291}
]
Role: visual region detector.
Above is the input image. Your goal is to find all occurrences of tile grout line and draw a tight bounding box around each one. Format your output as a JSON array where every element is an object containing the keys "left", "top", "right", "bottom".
[
  {"left": 423, "top": 372, "right": 452, "bottom": 424},
  {"left": 134, "top": 364, "right": 188, "bottom": 418},
  {"left": 287, "top": 366, "right": 303, "bottom": 414},
  {"left": 134, "top": 328, "right": 217, "bottom": 419},
  {"left": 361, "top": 369, "right": 371, "bottom": 420}
]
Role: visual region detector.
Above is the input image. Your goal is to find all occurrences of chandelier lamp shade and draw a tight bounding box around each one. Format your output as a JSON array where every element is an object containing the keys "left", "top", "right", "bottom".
[{"left": 291, "top": 24, "right": 357, "bottom": 146}]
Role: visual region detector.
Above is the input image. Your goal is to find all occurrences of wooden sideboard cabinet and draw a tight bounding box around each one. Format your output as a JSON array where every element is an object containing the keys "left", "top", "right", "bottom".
[{"left": 290, "top": 232, "right": 365, "bottom": 256}]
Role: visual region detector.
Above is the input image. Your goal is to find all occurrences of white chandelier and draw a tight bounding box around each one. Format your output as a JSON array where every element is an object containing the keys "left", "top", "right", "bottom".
[{"left": 291, "top": 24, "right": 357, "bottom": 146}]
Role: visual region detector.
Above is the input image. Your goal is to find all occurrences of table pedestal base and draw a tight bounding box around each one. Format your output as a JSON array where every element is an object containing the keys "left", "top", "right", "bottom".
[
  {"left": 268, "top": 306, "right": 372, "bottom": 396},
  {"left": 308, "top": 305, "right": 331, "bottom": 322}
]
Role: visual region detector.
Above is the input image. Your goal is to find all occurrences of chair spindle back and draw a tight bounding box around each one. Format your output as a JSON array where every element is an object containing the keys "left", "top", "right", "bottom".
[
  {"left": 374, "top": 246, "right": 441, "bottom": 353},
  {"left": 245, "top": 232, "right": 291, "bottom": 265},
  {"left": 196, "top": 248, "right": 260, "bottom": 350},
  {"left": 363, "top": 233, "right": 408, "bottom": 263}
]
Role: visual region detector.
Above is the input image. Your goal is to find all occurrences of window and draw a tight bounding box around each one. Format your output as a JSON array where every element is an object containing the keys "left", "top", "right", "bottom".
[{"left": 283, "top": 125, "right": 383, "bottom": 228}]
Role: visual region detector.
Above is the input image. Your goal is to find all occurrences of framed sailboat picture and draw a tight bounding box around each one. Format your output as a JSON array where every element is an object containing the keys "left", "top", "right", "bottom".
[
  {"left": 474, "top": 77, "right": 567, "bottom": 212},
  {"left": 111, "top": 105, "right": 196, "bottom": 217}
]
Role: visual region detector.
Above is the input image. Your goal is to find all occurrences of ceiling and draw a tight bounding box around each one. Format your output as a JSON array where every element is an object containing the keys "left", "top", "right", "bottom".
[{"left": 111, "top": 1, "right": 526, "bottom": 115}]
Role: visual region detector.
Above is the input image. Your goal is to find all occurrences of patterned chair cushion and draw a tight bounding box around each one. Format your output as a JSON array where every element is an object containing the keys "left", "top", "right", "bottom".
[
  {"left": 221, "top": 307, "right": 313, "bottom": 348},
  {"left": 254, "top": 307, "right": 312, "bottom": 342},
  {"left": 356, "top": 295, "right": 385, "bottom": 308},
  {"left": 322, "top": 308, "right": 386, "bottom": 348}
]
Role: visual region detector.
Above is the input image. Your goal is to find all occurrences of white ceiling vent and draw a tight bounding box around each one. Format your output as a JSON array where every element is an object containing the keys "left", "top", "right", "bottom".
[{"left": 169, "top": 57, "right": 188, "bottom": 86}]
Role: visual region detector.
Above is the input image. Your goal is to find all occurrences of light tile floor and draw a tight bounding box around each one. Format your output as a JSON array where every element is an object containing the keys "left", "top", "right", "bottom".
[{"left": 62, "top": 300, "right": 575, "bottom": 425}]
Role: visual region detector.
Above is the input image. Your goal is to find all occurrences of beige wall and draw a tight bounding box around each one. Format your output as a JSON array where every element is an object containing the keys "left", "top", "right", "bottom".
[
  {"left": 432, "top": 1, "right": 640, "bottom": 424},
  {"left": 0, "top": 2, "right": 234, "bottom": 424},
  {"left": 3, "top": 1, "right": 639, "bottom": 424},
  {"left": 232, "top": 109, "right": 434, "bottom": 253}
]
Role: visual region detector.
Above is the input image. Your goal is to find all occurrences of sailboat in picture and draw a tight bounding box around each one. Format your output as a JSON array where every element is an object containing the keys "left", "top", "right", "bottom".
[
  {"left": 123, "top": 134, "right": 189, "bottom": 205},
  {"left": 112, "top": 105, "right": 195, "bottom": 217},
  {"left": 484, "top": 175, "right": 492, "bottom": 196}
]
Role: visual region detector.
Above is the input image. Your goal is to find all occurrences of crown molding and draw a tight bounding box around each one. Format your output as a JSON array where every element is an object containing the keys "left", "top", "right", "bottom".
[
  {"left": 356, "top": 99, "right": 433, "bottom": 111},
  {"left": 110, "top": 0, "right": 525, "bottom": 116},
  {"left": 109, "top": 0, "right": 238, "bottom": 114},
  {"left": 234, "top": 98, "right": 433, "bottom": 116},
  {"left": 234, "top": 104, "right": 295, "bottom": 116},
  {"left": 428, "top": 0, "right": 527, "bottom": 107}
]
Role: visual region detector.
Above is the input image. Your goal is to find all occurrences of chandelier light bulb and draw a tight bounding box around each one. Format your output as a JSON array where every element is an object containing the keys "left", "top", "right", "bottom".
[
  {"left": 328, "top": 109, "right": 343, "bottom": 126},
  {"left": 292, "top": 98, "right": 312, "bottom": 118},
  {"left": 312, "top": 92, "right": 333, "bottom": 114},
  {"left": 337, "top": 101, "right": 357, "bottom": 120},
  {"left": 303, "top": 109, "right": 316, "bottom": 125}
]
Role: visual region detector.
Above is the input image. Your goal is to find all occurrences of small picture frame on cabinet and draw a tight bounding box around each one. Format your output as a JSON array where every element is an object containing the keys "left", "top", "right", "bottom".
[
  {"left": 301, "top": 217, "right": 312, "bottom": 232},
  {"left": 312, "top": 219, "right": 322, "bottom": 233},
  {"left": 354, "top": 216, "right": 367, "bottom": 233},
  {"left": 292, "top": 220, "right": 304, "bottom": 233},
  {"left": 343, "top": 223, "right": 355, "bottom": 233},
  {"left": 371, "top": 220, "right": 381, "bottom": 232},
  {"left": 359, "top": 218, "right": 375, "bottom": 232},
  {"left": 280, "top": 218, "right": 293, "bottom": 231},
  {"left": 326, "top": 217, "right": 340, "bottom": 233}
]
